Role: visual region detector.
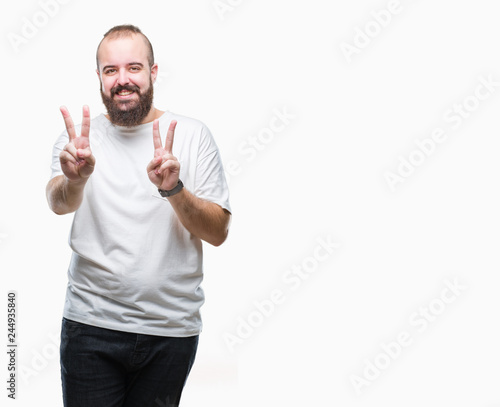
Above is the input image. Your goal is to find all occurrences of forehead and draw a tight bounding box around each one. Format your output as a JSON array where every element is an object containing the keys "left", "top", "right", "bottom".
[{"left": 97, "top": 34, "right": 149, "bottom": 69}]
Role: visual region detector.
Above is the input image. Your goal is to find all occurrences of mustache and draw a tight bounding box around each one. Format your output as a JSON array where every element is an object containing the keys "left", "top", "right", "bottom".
[{"left": 111, "top": 84, "right": 141, "bottom": 96}]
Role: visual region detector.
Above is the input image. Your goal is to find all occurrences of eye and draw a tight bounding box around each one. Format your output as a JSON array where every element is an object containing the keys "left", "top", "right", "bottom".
[
  {"left": 130, "top": 66, "right": 141, "bottom": 72},
  {"left": 104, "top": 68, "right": 116, "bottom": 75}
]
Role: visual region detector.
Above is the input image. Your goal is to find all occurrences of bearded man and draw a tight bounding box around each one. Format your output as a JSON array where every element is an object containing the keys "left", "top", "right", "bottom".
[{"left": 46, "top": 24, "right": 231, "bottom": 407}]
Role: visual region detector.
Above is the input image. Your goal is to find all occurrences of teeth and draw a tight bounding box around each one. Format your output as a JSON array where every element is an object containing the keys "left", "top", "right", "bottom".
[{"left": 118, "top": 90, "right": 133, "bottom": 95}]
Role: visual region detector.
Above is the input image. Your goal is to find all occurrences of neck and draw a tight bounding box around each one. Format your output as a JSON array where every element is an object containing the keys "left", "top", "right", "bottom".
[{"left": 142, "top": 106, "right": 164, "bottom": 123}]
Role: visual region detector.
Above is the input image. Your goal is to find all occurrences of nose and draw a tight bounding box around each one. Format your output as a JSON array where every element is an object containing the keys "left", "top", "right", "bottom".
[{"left": 117, "top": 68, "right": 130, "bottom": 86}]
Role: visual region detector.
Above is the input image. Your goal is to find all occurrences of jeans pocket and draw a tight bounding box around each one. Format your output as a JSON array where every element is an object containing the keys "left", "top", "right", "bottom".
[{"left": 61, "top": 318, "right": 85, "bottom": 341}]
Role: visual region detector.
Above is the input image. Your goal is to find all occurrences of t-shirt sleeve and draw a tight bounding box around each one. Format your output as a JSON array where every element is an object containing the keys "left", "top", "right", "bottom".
[
  {"left": 49, "top": 131, "right": 70, "bottom": 180},
  {"left": 194, "top": 126, "right": 231, "bottom": 213}
]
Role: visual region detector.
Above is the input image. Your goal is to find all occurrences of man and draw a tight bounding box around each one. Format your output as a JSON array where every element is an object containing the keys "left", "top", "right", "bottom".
[{"left": 46, "top": 25, "right": 231, "bottom": 407}]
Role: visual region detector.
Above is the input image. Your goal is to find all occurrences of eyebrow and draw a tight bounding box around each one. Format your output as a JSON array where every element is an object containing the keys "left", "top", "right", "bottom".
[{"left": 102, "top": 62, "right": 145, "bottom": 71}]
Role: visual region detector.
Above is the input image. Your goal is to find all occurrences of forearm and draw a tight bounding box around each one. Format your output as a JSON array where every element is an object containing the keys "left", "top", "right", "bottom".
[
  {"left": 167, "top": 188, "right": 231, "bottom": 246},
  {"left": 46, "top": 175, "right": 87, "bottom": 215}
]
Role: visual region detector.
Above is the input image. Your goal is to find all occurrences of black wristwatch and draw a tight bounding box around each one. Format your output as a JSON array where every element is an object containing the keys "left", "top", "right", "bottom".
[{"left": 158, "top": 180, "right": 184, "bottom": 197}]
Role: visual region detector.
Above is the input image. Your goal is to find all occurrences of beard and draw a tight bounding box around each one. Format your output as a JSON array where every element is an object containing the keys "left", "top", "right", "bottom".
[{"left": 100, "top": 79, "right": 154, "bottom": 127}]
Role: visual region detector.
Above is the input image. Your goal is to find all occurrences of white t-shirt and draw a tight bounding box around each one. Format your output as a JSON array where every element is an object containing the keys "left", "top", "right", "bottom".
[{"left": 50, "top": 111, "right": 231, "bottom": 337}]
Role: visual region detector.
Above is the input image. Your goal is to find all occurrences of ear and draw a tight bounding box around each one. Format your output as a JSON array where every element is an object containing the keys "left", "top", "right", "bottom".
[
  {"left": 96, "top": 69, "right": 104, "bottom": 91},
  {"left": 150, "top": 64, "right": 158, "bottom": 84}
]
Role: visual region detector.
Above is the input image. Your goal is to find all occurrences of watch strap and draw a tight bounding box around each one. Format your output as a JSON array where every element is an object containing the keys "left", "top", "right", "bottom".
[{"left": 158, "top": 180, "right": 184, "bottom": 197}]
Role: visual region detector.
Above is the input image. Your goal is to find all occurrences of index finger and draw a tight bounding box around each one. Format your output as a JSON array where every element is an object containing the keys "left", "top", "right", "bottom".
[
  {"left": 81, "top": 105, "right": 91, "bottom": 139},
  {"left": 60, "top": 106, "right": 77, "bottom": 141},
  {"left": 153, "top": 119, "right": 162, "bottom": 151},
  {"left": 164, "top": 120, "right": 177, "bottom": 154}
]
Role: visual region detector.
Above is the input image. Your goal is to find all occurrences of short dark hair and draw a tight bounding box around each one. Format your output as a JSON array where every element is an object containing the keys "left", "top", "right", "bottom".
[{"left": 96, "top": 24, "right": 155, "bottom": 70}]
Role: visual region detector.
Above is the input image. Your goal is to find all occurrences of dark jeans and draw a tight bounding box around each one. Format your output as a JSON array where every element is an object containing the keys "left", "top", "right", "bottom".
[{"left": 60, "top": 318, "right": 198, "bottom": 407}]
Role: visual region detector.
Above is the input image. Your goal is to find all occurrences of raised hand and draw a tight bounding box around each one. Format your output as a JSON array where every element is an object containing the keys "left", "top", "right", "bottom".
[
  {"left": 147, "top": 119, "right": 180, "bottom": 191},
  {"left": 59, "top": 105, "right": 95, "bottom": 182}
]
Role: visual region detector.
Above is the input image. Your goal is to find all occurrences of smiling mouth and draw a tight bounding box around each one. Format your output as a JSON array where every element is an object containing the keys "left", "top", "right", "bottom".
[
  {"left": 112, "top": 84, "right": 140, "bottom": 99},
  {"left": 116, "top": 90, "right": 134, "bottom": 97}
]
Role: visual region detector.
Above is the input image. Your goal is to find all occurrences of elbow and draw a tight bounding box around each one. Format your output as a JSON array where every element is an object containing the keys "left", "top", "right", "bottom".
[
  {"left": 45, "top": 180, "right": 78, "bottom": 215},
  {"left": 51, "top": 206, "right": 70, "bottom": 216},
  {"left": 46, "top": 193, "right": 66, "bottom": 216},
  {"left": 49, "top": 199, "right": 77, "bottom": 215},
  {"left": 46, "top": 182, "right": 62, "bottom": 215},
  {"left": 47, "top": 200, "right": 69, "bottom": 215},
  {"left": 209, "top": 229, "right": 228, "bottom": 247},
  {"left": 46, "top": 195, "right": 73, "bottom": 216},
  {"left": 211, "top": 211, "right": 231, "bottom": 247}
]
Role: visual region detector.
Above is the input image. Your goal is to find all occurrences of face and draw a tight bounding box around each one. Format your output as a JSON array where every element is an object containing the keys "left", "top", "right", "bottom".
[{"left": 97, "top": 34, "right": 157, "bottom": 126}]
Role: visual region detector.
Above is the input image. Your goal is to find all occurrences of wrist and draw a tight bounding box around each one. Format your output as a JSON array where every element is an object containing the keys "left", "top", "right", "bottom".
[
  {"left": 166, "top": 185, "right": 186, "bottom": 200},
  {"left": 158, "top": 179, "right": 184, "bottom": 197},
  {"left": 65, "top": 176, "right": 88, "bottom": 189}
]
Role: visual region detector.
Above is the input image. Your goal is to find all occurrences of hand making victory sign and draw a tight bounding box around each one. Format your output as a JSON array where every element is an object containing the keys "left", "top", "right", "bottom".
[
  {"left": 147, "top": 119, "right": 180, "bottom": 191},
  {"left": 59, "top": 105, "right": 96, "bottom": 182}
]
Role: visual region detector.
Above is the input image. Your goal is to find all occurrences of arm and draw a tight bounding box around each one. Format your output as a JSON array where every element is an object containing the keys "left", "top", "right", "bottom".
[
  {"left": 146, "top": 119, "right": 231, "bottom": 246},
  {"left": 46, "top": 176, "right": 88, "bottom": 215},
  {"left": 167, "top": 188, "right": 231, "bottom": 246},
  {"left": 46, "top": 105, "right": 95, "bottom": 215}
]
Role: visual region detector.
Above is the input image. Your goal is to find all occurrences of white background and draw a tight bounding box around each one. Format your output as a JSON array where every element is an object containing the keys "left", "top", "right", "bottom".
[{"left": 2, "top": 0, "right": 500, "bottom": 406}]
